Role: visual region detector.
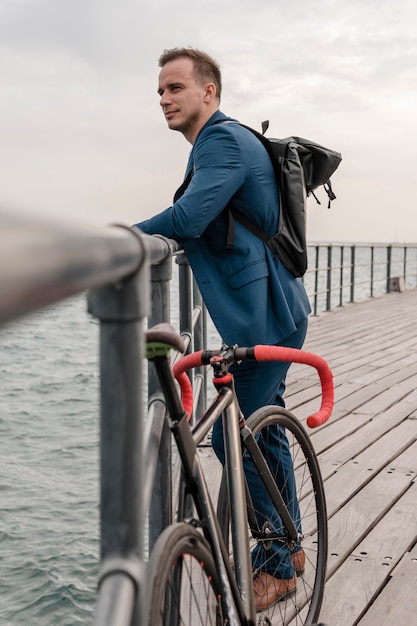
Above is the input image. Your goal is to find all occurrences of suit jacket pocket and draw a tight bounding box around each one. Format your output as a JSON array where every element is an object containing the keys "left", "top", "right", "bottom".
[{"left": 227, "top": 260, "right": 269, "bottom": 290}]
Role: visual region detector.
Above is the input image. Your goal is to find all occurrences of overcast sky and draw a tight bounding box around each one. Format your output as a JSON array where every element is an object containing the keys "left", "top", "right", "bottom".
[{"left": 1, "top": 0, "right": 416, "bottom": 243}]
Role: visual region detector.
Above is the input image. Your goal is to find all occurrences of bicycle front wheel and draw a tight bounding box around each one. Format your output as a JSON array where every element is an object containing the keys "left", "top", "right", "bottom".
[
  {"left": 146, "top": 522, "right": 225, "bottom": 626},
  {"left": 218, "top": 405, "right": 327, "bottom": 625}
]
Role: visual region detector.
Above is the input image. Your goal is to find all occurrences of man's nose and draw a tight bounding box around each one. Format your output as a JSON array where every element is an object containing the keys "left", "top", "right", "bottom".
[{"left": 160, "top": 92, "right": 171, "bottom": 107}]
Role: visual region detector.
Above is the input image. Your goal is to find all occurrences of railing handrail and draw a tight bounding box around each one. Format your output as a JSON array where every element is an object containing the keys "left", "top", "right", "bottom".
[
  {"left": 307, "top": 241, "right": 416, "bottom": 248},
  {"left": 2, "top": 213, "right": 415, "bottom": 324},
  {"left": 0, "top": 212, "right": 179, "bottom": 626},
  {"left": 0, "top": 213, "right": 177, "bottom": 325}
]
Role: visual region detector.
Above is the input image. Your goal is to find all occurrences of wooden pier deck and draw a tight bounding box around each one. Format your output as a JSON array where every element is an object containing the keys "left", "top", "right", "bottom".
[
  {"left": 201, "top": 288, "right": 417, "bottom": 625},
  {"left": 290, "top": 287, "right": 417, "bottom": 625}
]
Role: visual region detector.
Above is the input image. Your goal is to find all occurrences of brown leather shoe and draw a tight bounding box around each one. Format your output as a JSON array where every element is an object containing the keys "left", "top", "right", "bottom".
[
  {"left": 291, "top": 548, "right": 305, "bottom": 575},
  {"left": 253, "top": 571, "right": 297, "bottom": 612}
]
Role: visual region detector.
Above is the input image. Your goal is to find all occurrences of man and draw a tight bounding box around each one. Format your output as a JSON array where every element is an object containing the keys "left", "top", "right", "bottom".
[{"left": 135, "top": 47, "right": 311, "bottom": 611}]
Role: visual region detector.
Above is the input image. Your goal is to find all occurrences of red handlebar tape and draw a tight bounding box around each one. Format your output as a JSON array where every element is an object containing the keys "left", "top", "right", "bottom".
[
  {"left": 252, "top": 346, "right": 334, "bottom": 428},
  {"left": 172, "top": 351, "right": 205, "bottom": 419},
  {"left": 172, "top": 347, "right": 334, "bottom": 427}
]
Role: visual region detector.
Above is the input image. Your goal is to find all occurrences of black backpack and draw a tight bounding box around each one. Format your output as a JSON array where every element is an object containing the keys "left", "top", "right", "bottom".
[
  {"left": 227, "top": 121, "right": 342, "bottom": 277},
  {"left": 174, "top": 120, "right": 342, "bottom": 278}
]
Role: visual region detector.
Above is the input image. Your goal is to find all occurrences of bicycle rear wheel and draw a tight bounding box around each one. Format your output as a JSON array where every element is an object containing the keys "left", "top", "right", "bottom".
[
  {"left": 217, "top": 406, "right": 327, "bottom": 625},
  {"left": 146, "top": 522, "right": 225, "bottom": 626}
]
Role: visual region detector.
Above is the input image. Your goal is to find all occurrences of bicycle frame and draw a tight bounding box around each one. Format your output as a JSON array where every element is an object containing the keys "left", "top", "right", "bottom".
[
  {"left": 147, "top": 326, "right": 334, "bottom": 625},
  {"left": 187, "top": 373, "right": 299, "bottom": 549},
  {"left": 151, "top": 354, "right": 252, "bottom": 624}
]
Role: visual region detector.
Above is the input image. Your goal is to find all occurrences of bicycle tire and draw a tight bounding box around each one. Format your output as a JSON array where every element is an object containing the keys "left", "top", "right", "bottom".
[
  {"left": 217, "top": 405, "right": 327, "bottom": 625},
  {"left": 146, "top": 522, "right": 225, "bottom": 626}
]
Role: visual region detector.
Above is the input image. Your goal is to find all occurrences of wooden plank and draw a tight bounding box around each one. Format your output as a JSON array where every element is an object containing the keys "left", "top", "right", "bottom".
[
  {"left": 326, "top": 443, "right": 417, "bottom": 576},
  {"left": 288, "top": 380, "right": 386, "bottom": 424},
  {"left": 352, "top": 482, "right": 417, "bottom": 566},
  {"left": 403, "top": 387, "right": 417, "bottom": 409},
  {"left": 305, "top": 295, "right": 417, "bottom": 361},
  {"left": 319, "top": 482, "right": 417, "bottom": 626},
  {"left": 331, "top": 350, "right": 417, "bottom": 385},
  {"left": 331, "top": 382, "right": 387, "bottom": 415},
  {"left": 312, "top": 413, "right": 372, "bottom": 457},
  {"left": 198, "top": 446, "right": 222, "bottom": 503},
  {"left": 322, "top": 419, "right": 416, "bottom": 514},
  {"left": 357, "top": 544, "right": 417, "bottom": 625},
  {"left": 309, "top": 316, "right": 412, "bottom": 356},
  {"left": 315, "top": 403, "right": 416, "bottom": 470},
  {"left": 366, "top": 362, "right": 417, "bottom": 388},
  {"left": 391, "top": 439, "right": 417, "bottom": 473},
  {"left": 286, "top": 352, "right": 417, "bottom": 416},
  {"left": 311, "top": 339, "right": 417, "bottom": 374},
  {"left": 355, "top": 380, "right": 417, "bottom": 415}
]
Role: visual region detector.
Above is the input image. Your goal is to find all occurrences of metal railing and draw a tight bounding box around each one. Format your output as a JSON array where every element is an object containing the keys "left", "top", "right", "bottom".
[
  {"left": 0, "top": 212, "right": 177, "bottom": 626},
  {"left": 144, "top": 251, "right": 209, "bottom": 553},
  {"left": 304, "top": 243, "right": 417, "bottom": 315},
  {"left": 0, "top": 213, "right": 210, "bottom": 626},
  {"left": 1, "top": 210, "right": 417, "bottom": 626}
]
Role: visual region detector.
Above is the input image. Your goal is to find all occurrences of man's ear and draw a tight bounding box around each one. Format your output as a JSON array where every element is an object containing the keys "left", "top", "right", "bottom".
[{"left": 204, "top": 82, "right": 217, "bottom": 102}]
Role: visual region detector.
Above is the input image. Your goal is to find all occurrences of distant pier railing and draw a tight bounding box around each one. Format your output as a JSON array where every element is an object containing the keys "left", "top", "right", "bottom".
[{"left": 304, "top": 243, "right": 417, "bottom": 315}]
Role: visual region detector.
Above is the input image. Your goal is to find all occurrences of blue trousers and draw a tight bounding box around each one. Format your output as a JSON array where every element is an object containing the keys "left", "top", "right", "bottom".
[{"left": 211, "top": 318, "right": 308, "bottom": 578}]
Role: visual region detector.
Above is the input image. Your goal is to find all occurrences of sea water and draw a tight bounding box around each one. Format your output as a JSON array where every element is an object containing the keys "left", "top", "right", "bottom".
[
  {"left": 0, "top": 289, "right": 218, "bottom": 625},
  {"left": 0, "top": 296, "right": 100, "bottom": 625}
]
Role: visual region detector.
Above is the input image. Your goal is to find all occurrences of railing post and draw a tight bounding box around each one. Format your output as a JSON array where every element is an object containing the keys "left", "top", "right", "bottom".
[
  {"left": 326, "top": 245, "right": 332, "bottom": 312},
  {"left": 147, "top": 250, "right": 174, "bottom": 555},
  {"left": 176, "top": 254, "right": 193, "bottom": 347},
  {"left": 350, "top": 245, "right": 356, "bottom": 303},
  {"left": 175, "top": 256, "right": 208, "bottom": 423},
  {"left": 176, "top": 254, "right": 195, "bottom": 418},
  {"left": 313, "top": 245, "right": 319, "bottom": 316},
  {"left": 409, "top": 244, "right": 416, "bottom": 287},
  {"left": 192, "top": 278, "right": 207, "bottom": 417},
  {"left": 403, "top": 246, "right": 407, "bottom": 289},
  {"left": 339, "top": 246, "right": 344, "bottom": 307},
  {"left": 414, "top": 247, "right": 417, "bottom": 287},
  {"left": 413, "top": 245, "right": 416, "bottom": 287},
  {"left": 149, "top": 252, "right": 172, "bottom": 327},
  {"left": 88, "top": 238, "right": 148, "bottom": 626},
  {"left": 370, "top": 246, "right": 375, "bottom": 298},
  {"left": 386, "top": 245, "right": 392, "bottom": 293}
]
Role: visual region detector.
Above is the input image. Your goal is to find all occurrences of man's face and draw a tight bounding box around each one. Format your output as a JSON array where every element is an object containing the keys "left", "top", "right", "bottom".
[{"left": 158, "top": 58, "right": 208, "bottom": 139}]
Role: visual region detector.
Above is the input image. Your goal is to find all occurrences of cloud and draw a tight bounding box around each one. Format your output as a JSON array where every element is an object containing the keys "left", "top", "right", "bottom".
[{"left": 0, "top": 0, "right": 416, "bottom": 242}]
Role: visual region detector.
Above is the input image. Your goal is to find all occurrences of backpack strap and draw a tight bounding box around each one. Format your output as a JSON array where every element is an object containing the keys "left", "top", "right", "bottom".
[
  {"left": 213, "top": 120, "right": 274, "bottom": 250},
  {"left": 324, "top": 180, "right": 336, "bottom": 207},
  {"left": 226, "top": 208, "right": 236, "bottom": 249},
  {"left": 228, "top": 206, "right": 270, "bottom": 245},
  {"left": 173, "top": 170, "right": 193, "bottom": 203},
  {"left": 172, "top": 121, "right": 273, "bottom": 251}
]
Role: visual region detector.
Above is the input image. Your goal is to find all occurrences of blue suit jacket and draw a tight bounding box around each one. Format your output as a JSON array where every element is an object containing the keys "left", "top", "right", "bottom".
[{"left": 135, "top": 110, "right": 310, "bottom": 346}]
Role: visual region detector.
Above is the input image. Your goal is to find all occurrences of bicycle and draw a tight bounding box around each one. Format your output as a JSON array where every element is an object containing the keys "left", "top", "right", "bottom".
[{"left": 145, "top": 323, "right": 334, "bottom": 626}]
